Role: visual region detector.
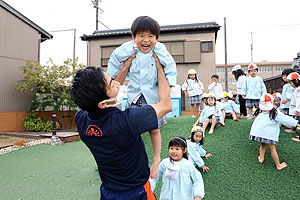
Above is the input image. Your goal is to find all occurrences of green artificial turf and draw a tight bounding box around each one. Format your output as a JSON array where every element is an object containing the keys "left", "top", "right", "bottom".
[{"left": 1, "top": 116, "right": 300, "bottom": 199}]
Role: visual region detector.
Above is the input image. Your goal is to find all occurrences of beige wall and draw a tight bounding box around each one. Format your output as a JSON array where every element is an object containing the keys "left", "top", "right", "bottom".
[{"left": 0, "top": 7, "right": 40, "bottom": 112}]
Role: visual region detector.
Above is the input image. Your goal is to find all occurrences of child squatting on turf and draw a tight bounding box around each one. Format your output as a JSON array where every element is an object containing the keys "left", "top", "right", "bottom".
[
  {"left": 187, "top": 126, "right": 213, "bottom": 172},
  {"left": 150, "top": 136, "right": 205, "bottom": 200},
  {"left": 249, "top": 93, "right": 300, "bottom": 170},
  {"left": 107, "top": 16, "right": 177, "bottom": 178},
  {"left": 193, "top": 93, "right": 223, "bottom": 135},
  {"left": 182, "top": 69, "right": 204, "bottom": 117},
  {"left": 220, "top": 91, "right": 240, "bottom": 123}
]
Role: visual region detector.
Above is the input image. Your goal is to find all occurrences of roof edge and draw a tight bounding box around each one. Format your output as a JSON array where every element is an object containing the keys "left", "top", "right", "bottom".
[{"left": 0, "top": 0, "right": 53, "bottom": 41}]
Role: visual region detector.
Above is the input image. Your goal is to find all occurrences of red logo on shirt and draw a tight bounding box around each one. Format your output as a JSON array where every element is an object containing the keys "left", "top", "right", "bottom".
[{"left": 86, "top": 125, "right": 102, "bottom": 136}]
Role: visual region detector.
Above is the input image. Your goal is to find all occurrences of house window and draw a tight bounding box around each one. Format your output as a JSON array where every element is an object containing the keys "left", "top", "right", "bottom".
[
  {"left": 275, "top": 66, "right": 290, "bottom": 73},
  {"left": 201, "top": 41, "right": 213, "bottom": 52}
]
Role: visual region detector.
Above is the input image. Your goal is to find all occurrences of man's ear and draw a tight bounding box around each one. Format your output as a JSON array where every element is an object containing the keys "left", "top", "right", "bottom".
[{"left": 98, "top": 102, "right": 107, "bottom": 110}]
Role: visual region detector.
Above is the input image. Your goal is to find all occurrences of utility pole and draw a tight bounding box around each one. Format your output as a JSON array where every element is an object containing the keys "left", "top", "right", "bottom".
[
  {"left": 251, "top": 32, "right": 253, "bottom": 63},
  {"left": 224, "top": 17, "right": 228, "bottom": 91},
  {"left": 95, "top": 0, "right": 99, "bottom": 30}
]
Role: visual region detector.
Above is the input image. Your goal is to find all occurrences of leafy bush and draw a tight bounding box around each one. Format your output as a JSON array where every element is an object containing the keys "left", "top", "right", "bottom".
[{"left": 24, "top": 112, "right": 59, "bottom": 132}]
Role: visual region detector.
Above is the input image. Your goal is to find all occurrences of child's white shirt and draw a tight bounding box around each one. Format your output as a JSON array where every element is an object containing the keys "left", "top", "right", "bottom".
[
  {"left": 289, "top": 86, "right": 300, "bottom": 115},
  {"left": 182, "top": 79, "right": 204, "bottom": 97},
  {"left": 208, "top": 82, "right": 223, "bottom": 100},
  {"left": 236, "top": 75, "right": 246, "bottom": 95}
]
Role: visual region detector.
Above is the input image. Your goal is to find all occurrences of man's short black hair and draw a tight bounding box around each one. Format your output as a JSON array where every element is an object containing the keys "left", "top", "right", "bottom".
[
  {"left": 282, "top": 68, "right": 295, "bottom": 76},
  {"left": 70, "top": 66, "right": 109, "bottom": 112},
  {"left": 211, "top": 74, "right": 219, "bottom": 79},
  {"left": 131, "top": 16, "right": 160, "bottom": 39}
]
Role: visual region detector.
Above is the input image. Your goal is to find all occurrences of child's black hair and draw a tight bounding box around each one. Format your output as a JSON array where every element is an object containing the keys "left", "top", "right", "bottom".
[
  {"left": 131, "top": 16, "right": 160, "bottom": 39},
  {"left": 282, "top": 68, "right": 295, "bottom": 76},
  {"left": 186, "top": 74, "right": 199, "bottom": 84},
  {"left": 290, "top": 79, "right": 300, "bottom": 87},
  {"left": 232, "top": 69, "right": 246, "bottom": 81},
  {"left": 190, "top": 130, "right": 204, "bottom": 145},
  {"left": 168, "top": 136, "right": 188, "bottom": 161},
  {"left": 254, "top": 107, "right": 278, "bottom": 120},
  {"left": 211, "top": 74, "right": 219, "bottom": 79}
]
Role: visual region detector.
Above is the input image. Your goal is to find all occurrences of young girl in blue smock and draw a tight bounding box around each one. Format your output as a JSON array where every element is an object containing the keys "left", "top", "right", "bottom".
[
  {"left": 150, "top": 136, "right": 205, "bottom": 200},
  {"left": 187, "top": 126, "right": 212, "bottom": 172},
  {"left": 193, "top": 93, "right": 223, "bottom": 135},
  {"left": 249, "top": 93, "right": 299, "bottom": 170}
]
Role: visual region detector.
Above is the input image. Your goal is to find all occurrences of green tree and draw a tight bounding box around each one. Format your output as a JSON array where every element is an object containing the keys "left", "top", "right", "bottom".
[{"left": 16, "top": 58, "right": 86, "bottom": 129}]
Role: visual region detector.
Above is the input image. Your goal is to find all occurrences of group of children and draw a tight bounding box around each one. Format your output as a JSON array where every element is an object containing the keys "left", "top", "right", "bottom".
[{"left": 94, "top": 15, "right": 300, "bottom": 200}]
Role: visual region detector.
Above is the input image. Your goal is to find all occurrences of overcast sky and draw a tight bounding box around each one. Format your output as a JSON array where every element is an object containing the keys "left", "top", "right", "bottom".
[{"left": 4, "top": 0, "right": 300, "bottom": 65}]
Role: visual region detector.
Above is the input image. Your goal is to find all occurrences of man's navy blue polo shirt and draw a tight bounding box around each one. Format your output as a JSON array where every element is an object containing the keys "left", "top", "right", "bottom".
[{"left": 75, "top": 105, "right": 158, "bottom": 191}]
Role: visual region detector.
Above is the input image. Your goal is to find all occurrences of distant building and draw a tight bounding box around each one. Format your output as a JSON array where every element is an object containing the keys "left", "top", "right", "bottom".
[
  {"left": 81, "top": 22, "right": 221, "bottom": 111},
  {"left": 0, "top": 0, "right": 52, "bottom": 131}
]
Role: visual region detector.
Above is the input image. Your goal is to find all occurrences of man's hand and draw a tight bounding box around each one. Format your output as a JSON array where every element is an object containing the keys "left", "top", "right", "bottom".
[
  {"left": 242, "top": 95, "right": 246, "bottom": 99},
  {"left": 150, "top": 158, "right": 160, "bottom": 179},
  {"left": 114, "top": 53, "right": 136, "bottom": 84},
  {"left": 296, "top": 111, "right": 300, "bottom": 117},
  {"left": 152, "top": 52, "right": 163, "bottom": 70},
  {"left": 194, "top": 197, "right": 202, "bottom": 200},
  {"left": 123, "top": 53, "right": 136, "bottom": 70}
]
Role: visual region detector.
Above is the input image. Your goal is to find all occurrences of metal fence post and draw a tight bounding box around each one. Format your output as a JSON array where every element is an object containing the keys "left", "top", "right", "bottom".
[{"left": 52, "top": 114, "right": 57, "bottom": 136}]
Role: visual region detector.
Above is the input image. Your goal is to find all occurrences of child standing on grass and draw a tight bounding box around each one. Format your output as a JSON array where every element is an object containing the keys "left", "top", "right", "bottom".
[
  {"left": 193, "top": 93, "right": 223, "bottom": 134},
  {"left": 241, "top": 63, "right": 267, "bottom": 120},
  {"left": 232, "top": 65, "right": 247, "bottom": 118},
  {"left": 272, "top": 92, "right": 282, "bottom": 109},
  {"left": 182, "top": 69, "right": 204, "bottom": 117},
  {"left": 107, "top": 16, "right": 177, "bottom": 179},
  {"left": 249, "top": 93, "right": 299, "bottom": 170},
  {"left": 284, "top": 72, "right": 300, "bottom": 142},
  {"left": 208, "top": 74, "right": 223, "bottom": 101},
  {"left": 150, "top": 136, "right": 205, "bottom": 200},
  {"left": 280, "top": 68, "right": 295, "bottom": 115},
  {"left": 187, "top": 126, "right": 212, "bottom": 172},
  {"left": 220, "top": 91, "right": 240, "bottom": 123}
]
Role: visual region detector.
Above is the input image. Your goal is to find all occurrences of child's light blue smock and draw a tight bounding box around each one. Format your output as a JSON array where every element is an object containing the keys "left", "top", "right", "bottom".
[
  {"left": 107, "top": 41, "right": 177, "bottom": 105},
  {"left": 249, "top": 110, "right": 297, "bottom": 142},
  {"left": 221, "top": 100, "right": 240, "bottom": 114},
  {"left": 150, "top": 158, "right": 205, "bottom": 200},
  {"left": 199, "top": 105, "right": 223, "bottom": 123},
  {"left": 187, "top": 139, "right": 206, "bottom": 168},
  {"left": 240, "top": 76, "right": 266, "bottom": 99},
  {"left": 281, "top": 83, "right": 294, "bottom": 109}
]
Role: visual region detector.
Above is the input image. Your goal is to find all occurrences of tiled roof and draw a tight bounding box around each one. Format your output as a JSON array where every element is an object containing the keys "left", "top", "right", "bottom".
[
  {"left": 0, "top": 0, "right": 52, "bottom": 41},
  {"left": 81, "top": 22, "right": 220, "bottom": 40}
]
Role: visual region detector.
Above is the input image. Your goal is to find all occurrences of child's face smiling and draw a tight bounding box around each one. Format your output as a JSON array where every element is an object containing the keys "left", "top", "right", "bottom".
[
  {"left": 193, "top": 131, "right": 203, "bottom": 143},
  {"left": 169, "top": 145, "right": 186, "bottom": 162},
  {"left": 133, "top": 30, "right": 157, "bottom": 54}
]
